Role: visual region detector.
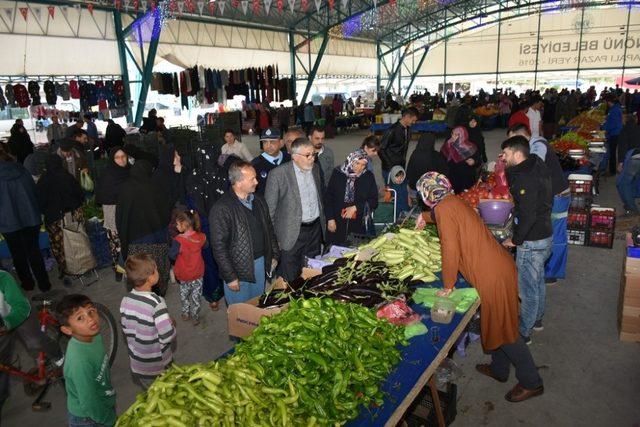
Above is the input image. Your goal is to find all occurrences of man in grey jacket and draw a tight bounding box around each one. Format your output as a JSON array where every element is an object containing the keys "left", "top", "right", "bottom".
[
  {"left": 309, "top": 125, "right": 334, "bottom": 190},
  {"left": 265, "top": 138, "right": 326, "bottom": 283}
]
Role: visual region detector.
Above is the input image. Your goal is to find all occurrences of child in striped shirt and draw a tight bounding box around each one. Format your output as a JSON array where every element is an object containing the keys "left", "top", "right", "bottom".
[{"left": 120, "top": 253, "right": 176, "bottom": 389}]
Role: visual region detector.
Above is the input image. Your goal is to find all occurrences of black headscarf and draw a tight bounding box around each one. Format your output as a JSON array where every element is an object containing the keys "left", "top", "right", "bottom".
[
  {"left": 153, "top": 144, "right": 187, "bottom": 208},
  {"left": 104, "top": 120, "right": 126, "bottom": 151},
  {"left": 116, "top": 160, "right": 171, "bottom": 258},
  {"left": 8, "top": 124, "right": 34, "bottom": 164},
  {"left": 406, "top": 133, "right": 449, "bottom": 190},
  {"left": 36, "top": 154, "right": 85, "bottom": 225},
  {"left": 466, "top": 118, "right": 487, "bottom": 164},
  {"left": 95, "top": 146, "right": 130, "bottom": 205}
]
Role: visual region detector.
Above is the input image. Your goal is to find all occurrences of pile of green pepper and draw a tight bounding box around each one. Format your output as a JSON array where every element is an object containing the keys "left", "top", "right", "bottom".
[{"left": 117, "top": 298, "right": 406, "bottom": 426}]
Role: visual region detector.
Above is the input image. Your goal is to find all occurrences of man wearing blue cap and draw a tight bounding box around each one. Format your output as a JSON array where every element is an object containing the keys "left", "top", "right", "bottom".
[{"left": 252, "top": 127, "right": 290, "bottom": 195}]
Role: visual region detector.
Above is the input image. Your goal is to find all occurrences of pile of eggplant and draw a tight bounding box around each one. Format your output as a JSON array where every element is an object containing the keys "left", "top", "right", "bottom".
[{"left": 258, "top": 259, "right": 418, "bottom": 309}]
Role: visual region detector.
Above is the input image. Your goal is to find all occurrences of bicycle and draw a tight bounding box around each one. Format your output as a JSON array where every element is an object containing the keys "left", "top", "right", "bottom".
[{"left": 0, "top": 290, "right": 118, "bottom": 411}]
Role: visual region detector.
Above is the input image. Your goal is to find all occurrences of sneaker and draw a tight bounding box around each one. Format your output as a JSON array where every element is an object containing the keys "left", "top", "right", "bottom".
[
  {"left": 545, "top": 278, "right": 557, "bottom": 285},
  {"left": 533, "top": 320, "right": 544, "bottom": 332},
  {"left": 523, "top": 335, "right": 532, "bottom": 345}
]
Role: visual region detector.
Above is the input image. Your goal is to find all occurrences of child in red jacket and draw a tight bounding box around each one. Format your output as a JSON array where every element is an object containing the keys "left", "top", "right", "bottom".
[{"left": 169, "top": 210, "right": 207, "bottom": 325}]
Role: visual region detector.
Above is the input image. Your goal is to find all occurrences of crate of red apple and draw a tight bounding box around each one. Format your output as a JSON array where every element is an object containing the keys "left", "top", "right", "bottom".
[{"left": 458, "top": 173, "right": 512, "bottom": 209}]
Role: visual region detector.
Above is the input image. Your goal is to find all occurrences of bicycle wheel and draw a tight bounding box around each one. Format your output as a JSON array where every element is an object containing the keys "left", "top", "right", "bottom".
[{"left": 94, "top": 302, "right": 118, "bottom": 367}]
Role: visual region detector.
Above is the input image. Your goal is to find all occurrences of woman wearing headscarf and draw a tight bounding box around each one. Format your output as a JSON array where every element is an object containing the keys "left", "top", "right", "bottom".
[
  {"left": 406, "top": 132, "right": 449, "bottom": 191},
  {"left": 324, "top": 150, "right": 378, "bottom": 245},
  {"left": 117, "top": 160, "right": 172, "bottom": 296},
  {"left": 416, "top": 172, "right": 543, "bottom": 403},
  {"left": 37, "top": 154, "right": 85, "bottom": 281},
  {"left": 104, "top": 119, "right": 127, "bottom": 152},
  {"left": 153, "top": 144, "right": 188, "bottom": 209},
  {"left": 95, "top": 147, "right": 130, "bottom": 281},
  {"left": 8, "top": 122, "right": 34, "bottom": 164},
  {"left": 467, "top": 116, "right": 487, "bottom": 165},
  {"left": 440, "top": 126, "right": 480, "bottom": 193}
]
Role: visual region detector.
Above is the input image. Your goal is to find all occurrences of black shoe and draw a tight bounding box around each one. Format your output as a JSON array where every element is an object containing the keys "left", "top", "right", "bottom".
[
  {"left": 533, "top": 320, "right": 544, "bottom": 332},
  {"left": 545, "top": 278, "right": 557, "bottom": 285},
  {"left": 523, "top": 335, "right": 532, "bottom": 345}
]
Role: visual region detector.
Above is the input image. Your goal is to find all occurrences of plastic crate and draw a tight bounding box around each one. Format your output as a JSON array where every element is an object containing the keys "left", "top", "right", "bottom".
[
  {"left": 567, "top": 208, "right": 589, "bottom": 229},
  {"left": 570, "top": 194, "right": 592, "bottom": 210},
  {"left": 402, "top": 383, "right": 457, "bottom": 427},
  {"left": 588, "top": 229, "right": 614, "bottom": 249},
  {"left": 568, "top": 173, "right": 593, "bottom": 194},
  {"left": 590, "top": 207, "right": 615, "bottom": 231},
  {"left": 568, "top": 228, "right": 588, "bottom": 246}
]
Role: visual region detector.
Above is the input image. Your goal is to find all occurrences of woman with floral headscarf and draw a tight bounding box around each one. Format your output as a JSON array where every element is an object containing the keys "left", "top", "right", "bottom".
[
  {"left": 416, "top": 172, "right": 544, "bottom": 403},
  {"left": 324, "top": 149, "right": 378, "bottom": 245},
  {"left": 441, "top": 126, "right": 480, "bottom": 193}
]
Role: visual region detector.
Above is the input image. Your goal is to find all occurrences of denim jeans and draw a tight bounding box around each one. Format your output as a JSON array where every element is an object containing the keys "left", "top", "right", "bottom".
[
  {"left": 517, "top": 237, "right": 552, "bottom": 337},
  {"left": 616, "top": 156, "right": 640, "bottom": 213},
  {"left": 223, "top": 256, "right": 265, "bottom": 306},
  {"left": 382, "top": 169, "right": 410, "bottom": 215},
  {"left": 68, "top": 412, "right": 112, "bottom": 427}
]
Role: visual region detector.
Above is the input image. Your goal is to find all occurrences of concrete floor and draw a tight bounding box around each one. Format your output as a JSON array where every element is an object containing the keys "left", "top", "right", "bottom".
[{"left": 3, "top": 128, "right": 639, "bottom": 426}]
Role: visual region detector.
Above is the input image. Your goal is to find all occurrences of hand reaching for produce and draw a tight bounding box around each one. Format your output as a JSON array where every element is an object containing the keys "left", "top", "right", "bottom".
[
  {"left": 227, "top": 279, "right": 240, "bottom": 291},
  {"left": 436, "top": 288, "right": 453, "bottom": 297},
  {"left": 327, "top": 220, "right": 337, "bottom": 233},
  {"left": 502, "top": 238, "right": 515, "bottom": 248}
]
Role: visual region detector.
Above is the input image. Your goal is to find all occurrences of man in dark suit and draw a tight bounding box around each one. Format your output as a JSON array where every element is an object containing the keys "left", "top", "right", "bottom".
[
  {"left": 251, "top": 128, "right": 290, "bottom": 195},
  {"left": 265, "top": 138, "right": 325, "bottom": 283}
]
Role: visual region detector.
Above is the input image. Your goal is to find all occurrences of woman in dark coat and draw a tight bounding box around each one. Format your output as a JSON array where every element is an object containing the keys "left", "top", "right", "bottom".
[
  {"left": 0, "top": 145, "right": 51, "bottom": 291},
  {"left": 325, "top": 150, "right": 378, "bottom": 246},
  {"left": 95, "top": 147, "right": 130, "bottom": 280},
  {"left": 104, "top": 120, "right": 127, "bottom": 151},
  {"left": 406, "top": 132, "right": 449, "bottom": 190},
  {"left": 441, "top": 126, "right": 480, "bottom": 194},
  {"left": 8, "top": 123, "right": 34, "bottom": 164},
  {"left": 153, "top": 144, "right": 188, "bottom": 209},
  {"left": 37, "top": 154, "right": 85, "bottom": 279},
  {"left": 116, "top": 160, "right": 172, "bottom": 296},
  {"left": 467, "top": 116, "right": 487, "bottom": 165}
]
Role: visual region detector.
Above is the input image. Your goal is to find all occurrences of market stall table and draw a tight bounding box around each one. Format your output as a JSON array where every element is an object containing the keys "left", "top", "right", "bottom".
[
  {"left": 371, "top": 121, "right": 448, "bottom": 135},
  {"left": 348, "top": 275, "right": 480, "bottom": 427}
]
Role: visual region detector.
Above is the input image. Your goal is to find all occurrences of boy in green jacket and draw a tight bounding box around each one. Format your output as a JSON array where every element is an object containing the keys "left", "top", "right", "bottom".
[
  {"left": 0, "top": 271, "right": 30, "bottom": 416},
  {"left": 56, "top": 294, "right": 116, "bottom": 427}
]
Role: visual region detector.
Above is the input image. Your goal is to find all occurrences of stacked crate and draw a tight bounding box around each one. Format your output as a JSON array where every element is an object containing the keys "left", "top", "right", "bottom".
[
  {"left": 566, "top": 174, "right": 615, "bottom": 248},
  {"left": 619, "top": 234, "right": 640, "bottom": 342},
  {"left": 567, "top": 174, "right": 593, "bottom": 246}
]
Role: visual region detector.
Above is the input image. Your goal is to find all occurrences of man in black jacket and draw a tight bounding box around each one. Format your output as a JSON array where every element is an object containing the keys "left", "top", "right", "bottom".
[
  {"left": 508, "top": 124, "right": 570, "bottom": 284},
  {"left": 379, "top": 107, "right": 418, "bottom": 214},
  {"left": 209, "top": 161, "right": 280, "bottom": 306},
  {"left": 501, "top": 136, "right": 553, "bottom": 344},
  {"left": 251, "top": 128, "right": 290, "bottom": 195}
]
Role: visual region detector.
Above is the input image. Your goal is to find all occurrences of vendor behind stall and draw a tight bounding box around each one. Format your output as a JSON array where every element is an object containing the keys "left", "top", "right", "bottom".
[{"left": 417, "top": 172, "right": 544, "bottom": 403}]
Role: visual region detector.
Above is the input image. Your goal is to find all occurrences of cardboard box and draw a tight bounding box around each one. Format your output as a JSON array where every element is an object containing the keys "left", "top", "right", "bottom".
[
  {"left": 227, "top": 268, "right": 321, "bottom": 338},
  {"left": 625, "top": 256, "right": 640, "bottom": 276},
  {"left": 619, "top": 259, "right": 640, "bottom": 342}
]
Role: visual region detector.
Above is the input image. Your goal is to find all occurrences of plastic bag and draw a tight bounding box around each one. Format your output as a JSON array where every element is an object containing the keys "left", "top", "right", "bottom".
[
  {"left": 435, "top": 358, "right": 463, "bottom": 389},
  {"left": 413, "top": 288, "right": 479, "bottom": 313},
  {"left": 376, "top": 299, "right": 422, "bottom": 325},
  {"left": 405, "top": 322, "right": 429, "bottom": 340},
  {"left": 80, "top": 170, "right": 94, "bottom": 192}
]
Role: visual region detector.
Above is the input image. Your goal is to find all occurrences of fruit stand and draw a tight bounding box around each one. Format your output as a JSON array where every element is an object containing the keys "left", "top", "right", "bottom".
[{"left": 117, "top": 222, "right": 480, "bottom": 427}]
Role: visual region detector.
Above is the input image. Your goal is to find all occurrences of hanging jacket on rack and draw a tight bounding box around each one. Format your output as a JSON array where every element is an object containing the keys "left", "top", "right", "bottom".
[
  {"left": 173, "top": 73, "right": 180, "bottom": 97},
  {"left": 28, "top": 81, "right": 41, "bottom": 106},
  {"left": 114, "top": 80, "right": 126, "bottom": 108},
  {"left": 57, "top": 82, "right": 71, "bottom": 101},
  {"left": 13, "top": 84, "right": 30, "bottom": 108},
  {"left": 4, "top": 84, "right": 15, "bottom": 107},
  {"left": 43, "top": 80, "right": 57, "bottom": 105},
  {"left": 104, "top": 80, "right": 116, "bottom": 107},
  {"left": 69, "top": 80, "right": 80, "bottom": 99},
  {"left": 0, "top": 86, "right": 7, "bottom": 110}
]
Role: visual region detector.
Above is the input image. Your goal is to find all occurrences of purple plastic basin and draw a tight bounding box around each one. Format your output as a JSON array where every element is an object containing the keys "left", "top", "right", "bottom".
[{"left": 478, "top": 200, "right": 514, "bottom": 225}]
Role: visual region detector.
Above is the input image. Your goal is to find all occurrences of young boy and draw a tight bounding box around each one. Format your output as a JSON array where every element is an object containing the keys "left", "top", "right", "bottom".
[
  {"left": 120, "top": 253, "right": 176, "bottom": 389},
  {"left": 56, "top": 294, "right": 116, "bottom": 427}
]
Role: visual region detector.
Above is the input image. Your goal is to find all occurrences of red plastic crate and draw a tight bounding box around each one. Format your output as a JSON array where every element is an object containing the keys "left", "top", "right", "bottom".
[
  {"left": 568, "top": 174, "right": 593, "bottom": 194},
  {"left": 588, "top": 229, "right": 614, "bottom": 249},
  {"left": 567, "top": 209, "right": 589, "bottom": 229},
  {"left": 590, "top": 207, "right": 615, "bottom": 231},
  {"left": 569, "top": 194, "right": 592, "bottom": 210}
]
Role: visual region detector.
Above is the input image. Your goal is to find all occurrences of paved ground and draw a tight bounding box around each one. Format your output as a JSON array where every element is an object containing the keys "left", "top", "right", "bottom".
[{"left": 3, "top": 128, "right": 639, "bottom": 426}]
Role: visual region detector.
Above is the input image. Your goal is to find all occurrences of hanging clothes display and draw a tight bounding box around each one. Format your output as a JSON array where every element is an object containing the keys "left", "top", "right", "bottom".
[
  {"left": 0, "top": 86, "right": 7, "bottom": 111},
  {"left": 28, "top": 81, "right": 41, "bottom": 106},
  {"left": 43, "top": 80, "right": 57, "bottom": 105},
  {"left": 13, "top": 84, "right": 30, "bottom": 108}
]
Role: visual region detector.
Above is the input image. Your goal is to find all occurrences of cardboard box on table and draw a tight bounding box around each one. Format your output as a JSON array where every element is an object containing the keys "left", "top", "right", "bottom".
[
  {"left": 618, "top": 234, "right": 640, "bottom": 342},
  {"left": 227, "top": 268, "right": 321, "bottom": 338}
]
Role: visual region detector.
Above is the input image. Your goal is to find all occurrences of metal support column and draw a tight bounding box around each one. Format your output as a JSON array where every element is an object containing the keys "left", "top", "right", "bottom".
[
  {"left": 133, "top": 10, "right": 162, "bottom": 126},
  {"left": 385, "top": 44, "right": 409, "bottom": 94},
  {"left": 404, "top": 46, "right": 430, "bottom": 99},
  {"left": 621, "top": 5, "right": 632, "bottom": 86},
  {"left": 300, "top": 32, "right": 328, "bottom": 105},
  {"left": 113, "top": 10, "right": 133, "bottom": 123},
  {"left": 376, "top": 41, "right": 382, "bottom": 99},
  {"left": 575, "top": 7, "right": 585, "bottom": 89},
  {"left": 289, "top": 30, "right": 297, "bottom": 103},
  {"left": 443, "top": 9, "right": 448, "bottom": 96},
  {"left": 495, "top": 10, "right": 502, "bottom": 91},
  {"left": 533, "top": 8, "right": 542, "bottom": 90}
]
